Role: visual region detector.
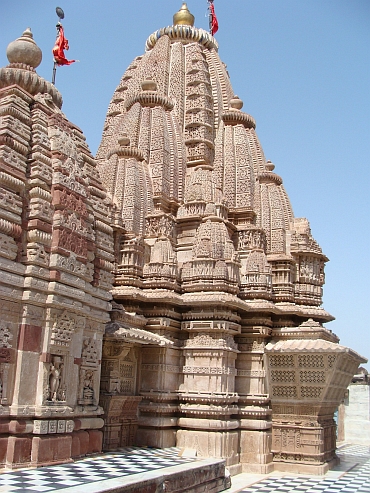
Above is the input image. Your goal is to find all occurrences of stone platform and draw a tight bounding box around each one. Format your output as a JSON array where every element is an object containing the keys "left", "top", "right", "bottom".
[
  {"left": 0, "top": 444, "right": 369, "bottom": 493},
  {"left": 0, "top": 447, "right": 230, "bottom": 492}
]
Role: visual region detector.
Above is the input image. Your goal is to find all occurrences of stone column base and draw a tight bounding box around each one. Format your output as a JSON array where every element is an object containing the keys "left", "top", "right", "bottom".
[
  {"left": 240, "top": 429, "right": 273, "bottom": 473},
  {"left": 177, "top": 429, "right": 240, "bottom": 468},
  {"left": 5, "top": 437, "right": 32, "bottom": 469},
  {"left": 136, "top": 427, "right": 177, "bottom": 448},
  {"left": 273, "top": 456, "right": 339, "bottom": 475},
  {"left": 30, "top": 435, "right": 72, "bottom": 467}
]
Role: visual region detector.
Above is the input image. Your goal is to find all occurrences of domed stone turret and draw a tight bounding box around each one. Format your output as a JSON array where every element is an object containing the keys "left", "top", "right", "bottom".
[
  {"left": 6, "top": 28, "right": 42, "bottom": 68},
  {"left": 1, "top": 27, "right": 61, "bottom": 107}
]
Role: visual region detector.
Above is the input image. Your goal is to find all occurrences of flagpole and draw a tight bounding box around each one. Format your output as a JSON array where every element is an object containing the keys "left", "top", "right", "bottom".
[
  {"left": 208, "top": 0, "right": 213, "bottom": 34},
  {"left": 208, "top": 0, "right": 218, "bottom": 36},
  {"left": 52, "top": 61, "right": 57, "bottom": 85},
  {"left": 52, "top": 7, "right": 65, "bottom": 85}
]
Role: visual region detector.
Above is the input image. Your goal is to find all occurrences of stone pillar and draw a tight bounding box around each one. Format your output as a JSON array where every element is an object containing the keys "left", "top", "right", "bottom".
[
  {"left": 235, "top": 321, "right": 273, "bottom": 473},
  {"left": 138, "top": 345, "right": 181, "bottom": 448},
  {"left": 177, "top": 315, "right": 240, "bottom": 470}
]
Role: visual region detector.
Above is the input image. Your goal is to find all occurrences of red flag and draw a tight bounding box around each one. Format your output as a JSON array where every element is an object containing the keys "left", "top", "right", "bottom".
[
  {"left": 210, "top": 3, "right": 219, "bottom": 36},
  {"left": 52, "top": 24, "right": 75, "bottom": 66}
]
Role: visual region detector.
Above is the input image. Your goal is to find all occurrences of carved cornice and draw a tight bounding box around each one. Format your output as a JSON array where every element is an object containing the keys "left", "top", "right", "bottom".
[
  {"left": 0, "top": 66, "right": 62, "bottom": 108},
  {"left": 222, "top": 110, "right": 256, "bottom": 129},
  {"left": 178, "top": 392, "right": 239, "bottom": 405},
  {"left": 105, "top": 322, "right": 173, "bottom": 347},
  {"left": 266, "top": 339, "right": 366, "bottom": 357},
  {"left": 29, "top": 187, "right": 52, "bottom": 202},
  {"left": 88, "top": 186, "right": 107, "bottom": 200},
  {"left": 126, "top": 92, "right": 174, "bottom": 111},
  {"left": 258, "top": 171, "right": 283, "bottom": 186},
  {"left": 0, "top": 106, "right": 32, "bottom": 125},
  {"left": 146, "top": 26, "right": 218, "bottom": 51},
  {"left": 0, "top": 218, "right": 22, "bottom": 238},
  {"left": 0, "top": 134, "right": 29, "bottom": 156},
  {"left": 0, "top": 172, "right": 25, "bottom": 193},
  {"left": 107, "top": 146, "right": 145, "bottom": 161}
]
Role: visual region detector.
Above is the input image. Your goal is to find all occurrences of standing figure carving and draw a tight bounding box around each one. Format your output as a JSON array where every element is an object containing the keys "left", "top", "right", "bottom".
[{"left": 48, "top": 356, "right": 64, "bottom": 402}]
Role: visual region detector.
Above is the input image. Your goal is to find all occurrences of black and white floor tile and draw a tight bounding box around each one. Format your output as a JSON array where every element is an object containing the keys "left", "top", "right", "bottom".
[
  {"left": 0, "top": 445, "right": 369, "bottom": 493},
  {"left": 0, "top": 447, "right": 197, "bottom": 492},
  {"left": 240, "top": 445, "right": 370, "bottom": 493}
]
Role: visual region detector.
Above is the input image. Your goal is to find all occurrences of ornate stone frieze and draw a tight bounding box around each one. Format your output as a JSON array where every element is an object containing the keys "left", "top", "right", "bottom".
[{"left": 184, "top": 334, "right": 238, "bottom": 351}]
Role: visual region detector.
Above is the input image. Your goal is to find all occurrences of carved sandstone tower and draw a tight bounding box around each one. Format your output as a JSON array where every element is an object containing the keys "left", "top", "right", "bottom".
[
  {"left": 0, "top": 3, "right": 366, "bottom": 476},
  {"left": 0, "top": 29, "right": 114, "bottom": 467},
  {"left": 97, "top": 4, "right": 366, "bottom": 475}
]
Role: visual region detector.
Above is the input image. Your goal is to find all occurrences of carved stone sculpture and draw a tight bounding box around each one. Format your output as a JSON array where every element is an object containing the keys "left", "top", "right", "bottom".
[{"left": 48, "top": 356, "right": 65, "bottom": 402}]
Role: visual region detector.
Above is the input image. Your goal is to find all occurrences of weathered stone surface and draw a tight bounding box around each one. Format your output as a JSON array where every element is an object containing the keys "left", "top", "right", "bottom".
[
  {"left": 340, "top": 375, "right": 370, "bottom": 446},
  {"left": 30, "top": 435, "right": 72, "bottom": 466},
  {"left": 0, "top": 4, "right": 366, "bottom": 480},
  {"left": 95, "top": 4, "right": 366, "bottom": 476},
  {"left": 0, "top": 28, "right": 113, "bottom": 468}
]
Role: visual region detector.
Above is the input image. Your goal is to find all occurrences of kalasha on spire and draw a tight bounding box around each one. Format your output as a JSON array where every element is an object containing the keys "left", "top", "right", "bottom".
[
  {"left": 208, "top": 0, "right": 219, "bottom": 36},
  {"left": 52, "top": 23, "right": 75, "bottom": 66}
]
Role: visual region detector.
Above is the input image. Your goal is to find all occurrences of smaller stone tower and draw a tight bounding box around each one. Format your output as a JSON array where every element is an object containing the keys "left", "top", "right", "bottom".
[{"left": 0, "top": 29, "right": 114, "bottom": 468}]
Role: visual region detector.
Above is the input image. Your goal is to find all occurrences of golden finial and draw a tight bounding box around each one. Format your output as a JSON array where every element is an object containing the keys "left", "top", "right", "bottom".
[{"left": 173, "top": 3, "right": 195, "bottom": 27}]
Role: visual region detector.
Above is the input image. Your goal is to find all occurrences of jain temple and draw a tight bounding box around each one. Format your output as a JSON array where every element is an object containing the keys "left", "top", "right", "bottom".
[{"left": 0, "top": 2, "right": 366, "bottom": 478}]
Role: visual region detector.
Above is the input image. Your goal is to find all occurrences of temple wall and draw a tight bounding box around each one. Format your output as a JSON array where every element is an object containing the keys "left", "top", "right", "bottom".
[
  {"left": 0, "top": 41, "right": 114, "bottom": 467},
  {"left": 342, "top": 384, "right": 370, "bottom": 445}
]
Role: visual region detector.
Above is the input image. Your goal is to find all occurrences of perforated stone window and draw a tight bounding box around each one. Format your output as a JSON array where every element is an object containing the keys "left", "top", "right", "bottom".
[
  {"left": 119, "top": 360, "right": 136, "bottom": 395},
  {"left": 271, "top": 370, "right": 295, "bottom": 383},
  {"left": 272, "top": 386, "right": 297, "bottom": 398},
  {"left": 269, "top": 355, "right": 294, "bottom": 367},
  {"left": 300, "top": 386, "right": 323, "bottom": 399},
  {"left": 299, "top": 371, "right": 326, "bottom": 384},
  {"left": 298, "top": 354, "right": 324, "bottom": 368}
]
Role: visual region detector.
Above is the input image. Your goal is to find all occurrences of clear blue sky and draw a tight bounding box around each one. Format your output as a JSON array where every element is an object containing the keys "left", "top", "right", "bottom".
[{"left": 1, "top": 1, "right": 369, "bottom": 368}]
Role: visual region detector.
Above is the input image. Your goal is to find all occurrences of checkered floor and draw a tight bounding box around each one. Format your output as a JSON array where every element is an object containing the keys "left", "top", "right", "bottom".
[
  {"left": 0, "top": 447, "right": 197, "bottom": 492},
  {"left": 240, "top": 445, "right": 370, "bottom": 493},
  {"left": 0, "top": 445, "right": 369, "bottom": 493}
]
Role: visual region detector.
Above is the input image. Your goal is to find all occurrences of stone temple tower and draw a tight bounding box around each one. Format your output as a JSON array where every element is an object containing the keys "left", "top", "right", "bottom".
[
  {"left": 0, "top": 3, "right": 366, "bottom": 475},
  {"left": 0, "top": 28, "right": 114, "bottom": 467},
  {"left": 96, "top": 3, "right": 366, "bottom": 475}
]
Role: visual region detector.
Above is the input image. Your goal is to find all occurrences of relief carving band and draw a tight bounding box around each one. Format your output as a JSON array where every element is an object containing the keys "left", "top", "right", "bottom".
[
  {"left": 0, "top": 326, "right": 13, "bottom": 349},
  {"left": 0, "top": 364, "right": 10, "bottom": 405},
  {"left": 82, "top": 338, "right": 99, "bottom": 367}
]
